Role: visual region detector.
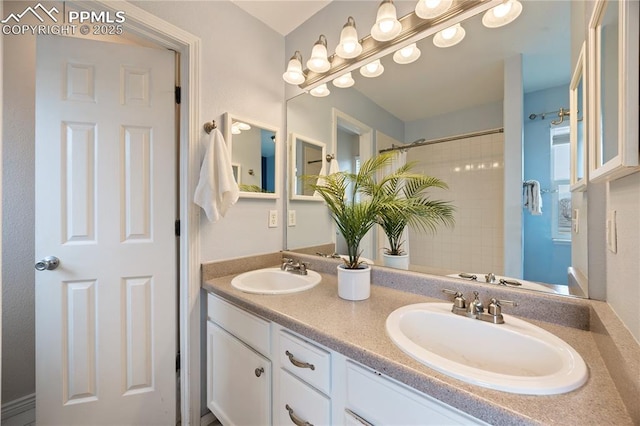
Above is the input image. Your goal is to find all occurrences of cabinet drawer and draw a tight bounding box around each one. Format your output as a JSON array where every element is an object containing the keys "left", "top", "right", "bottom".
[
  {"left": 277, "top": 369, "right": 331, "bottom": 426},
  {"left": 207, "top": 293, "right": 270, "bottom": 356},
  {"left": 279, "top": 330, "right": 331, "bottom": 394},
  {"left": 346, "top": 361, "right": 487, "bottom": 425}
]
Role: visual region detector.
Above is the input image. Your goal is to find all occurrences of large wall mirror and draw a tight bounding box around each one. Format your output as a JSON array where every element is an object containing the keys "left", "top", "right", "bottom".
[
  {"left": 224, "top": 113, "right": 280, "bottom": 199},
  {"left": 286, "top": 0, "right": 593, "bottom": 298},
  {"left": 587, "top": 0, "right": 639, "bottom": 182}
]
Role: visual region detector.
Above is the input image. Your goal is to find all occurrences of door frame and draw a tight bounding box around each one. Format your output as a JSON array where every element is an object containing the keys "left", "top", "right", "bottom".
[{"left": 81, "top": 2, "right": 202, "bottom": 423}]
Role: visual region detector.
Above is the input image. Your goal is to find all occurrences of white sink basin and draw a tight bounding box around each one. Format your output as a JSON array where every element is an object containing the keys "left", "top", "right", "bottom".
[
  {"left": 386, "top": 303, "right": 588, "bottom": 395},
  {"left": 231, "top": 267, "right": 321, "bottom": 294}
]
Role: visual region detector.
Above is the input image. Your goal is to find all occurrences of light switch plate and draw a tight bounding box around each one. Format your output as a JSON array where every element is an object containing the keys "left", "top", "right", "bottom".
[
  {"left": 288, "top": 210, "right": 296, "bottom": 227},
  {"left": 606, "top": 209, "right": 617, "bottom": 253},
  {"left": 268, "top": 210, "right": 278, "bottom": 228}
]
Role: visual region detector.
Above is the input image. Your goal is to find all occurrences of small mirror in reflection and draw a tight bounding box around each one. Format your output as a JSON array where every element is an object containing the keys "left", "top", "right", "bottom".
[{"left": 291, "top": 134, "right": 326, "bottom": 199}]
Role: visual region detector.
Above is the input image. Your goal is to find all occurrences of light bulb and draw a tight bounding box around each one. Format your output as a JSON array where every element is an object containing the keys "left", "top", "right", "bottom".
[
  {"left": 282, "top": 52, "right": 305, "bottom": 85},
  {"left": 335, "top": 17, "right": 362, "bottom": 59},
  {"left": 393, "top": 43, "right": 421, "bottom": 64},
  {"left": 371, "top": 0, "right": 402, "bottom": 41},
  {"left": 433, "top": 23, "right": 465, "bottom": 48},
  {"left": 482, "top": 0, "right": 523, "bottom": 28},
  {"left": 333, "top": 72, "right": 355, "bottom": 88},
  {"left": 415, "top": 0, "right": 452, "bottom": 19},
  {"left": 307, "top": 35, "right": 330, "bottom": 73},
  {"left": 493, "top": 1, "right": 512, "bottom": 18},
  {"left": 309, "top": 83, "right": 330, "bottom": 97},
  {"left": 360, "top": 59, "right": 384, "bottom": 78}
]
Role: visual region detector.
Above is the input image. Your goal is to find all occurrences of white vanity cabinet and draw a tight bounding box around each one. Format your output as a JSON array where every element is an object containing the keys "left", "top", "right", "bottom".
[
  {"left": 206, "top": 292, "right": 485, "bottom": 426},
  {"left": 206, "top": 294, "right": 272, "bottom": 425}
]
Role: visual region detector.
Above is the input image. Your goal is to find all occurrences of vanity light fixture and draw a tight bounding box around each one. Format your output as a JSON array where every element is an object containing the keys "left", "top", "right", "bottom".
[
  {"left": 282, "top": 51, "right": 305, "bottom": 85},
  {"left": 307, "top": 35, "right": 331, "bottom": 73},
  {"left": 415, "top": 0, "right": 453, "bottom": 19},
  {"left": 335, "top": 17, "right": 363, "bottom": 59},
  {"left": 333, "top": 72, "right": 355, "bottom": 88},
  {"left": 236, "top": 122, "right": 251, "bottom": 131},
  {"left": 309, "top": 83, "right": 331, "bottom": 97},
  {"left": 393, "top": 43, "right": 421, "bottom": 64},
  {"left": 231, "top": 121, "right": 251, "bottom": 135},
  {"left": 482, "top": 0, "right": 523, "bottom": 28},
  {"left": 360, "top": 59, "right": 385, "bottom": 78},
  {"left": 433, "top": 23, "right": 465, "bottom": 48},
  {"left": 371, "top": 0, "right": 402, "bottom": 42}
]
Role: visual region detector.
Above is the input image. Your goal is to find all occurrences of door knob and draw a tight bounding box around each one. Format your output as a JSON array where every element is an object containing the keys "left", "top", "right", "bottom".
[{"left": 35, "top": 256, "right": 60, "bottom": 271}]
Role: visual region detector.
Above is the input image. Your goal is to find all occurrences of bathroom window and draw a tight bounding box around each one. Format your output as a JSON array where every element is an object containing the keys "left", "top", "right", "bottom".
[{"left": 550, "top": 126, "right": 571, "bottom": 241}]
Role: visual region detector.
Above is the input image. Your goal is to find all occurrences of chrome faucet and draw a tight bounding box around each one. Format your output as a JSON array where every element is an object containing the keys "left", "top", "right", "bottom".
[
  {"left": 442, "top": 289, "right": 517, "bottom": 324},
  {"left": 485, "top": 273, "right": 496, "bottom": 283},
  {"left": 281, "top": 258, "right": 309, "bottom": 275}
]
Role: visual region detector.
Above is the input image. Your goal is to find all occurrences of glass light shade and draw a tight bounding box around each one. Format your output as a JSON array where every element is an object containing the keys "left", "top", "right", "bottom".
[
  {"left": 335, "top": 17, "right": 363, "bottom": 59},
  {"left": 309, "top": 83, "right": 330, "bottom": 97},
  {"left": 236, "top": 122, "right": 251, "bottom": 131},
  {"left": 393, "top": 43, "right": 421, "bottom": 64},
  {"left": 333, "top": 72, "right": 355, "bottom": 88},
  {"left": 482, "top": 0, "right": 523, "bottom": 28},
  {"left": 231, "top": 124, "right": 241, "bottom": 134},
  {"left": 282, "top": 52, "right": 305, "bottom": 85},
  {"left": 360, "top": 59, "right": 384, "bottom": 78},
  {"left": 371, "top": 0, "right": 402, "bottom": 41},
  {"left": 307, "top": 36, "right": 331, "bottom": 73},
  {"left": 433, "top": 23, "right": 465, "bottom": 48},
  {"left": 415, "top": 0, "right": 453, "bottom": 19}
]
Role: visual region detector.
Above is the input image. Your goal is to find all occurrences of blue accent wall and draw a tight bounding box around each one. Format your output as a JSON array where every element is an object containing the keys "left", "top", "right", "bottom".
[{"left": 523, "top": 85, "right": 570, "bottom": 285}]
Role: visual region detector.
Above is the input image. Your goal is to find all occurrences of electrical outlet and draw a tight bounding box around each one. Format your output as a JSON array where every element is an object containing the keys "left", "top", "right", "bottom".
[
  {"left": 606, "top": 210, "right": 617, "bottom": 253},
  {"left": 572, "top": 209, "right": 579, "bottom": 234},
  {"left": 288, "top": 210, "right": 296, "bottom": 227},
  {"left": 268, "top": 210, "right": 278, "bottom": 228}
]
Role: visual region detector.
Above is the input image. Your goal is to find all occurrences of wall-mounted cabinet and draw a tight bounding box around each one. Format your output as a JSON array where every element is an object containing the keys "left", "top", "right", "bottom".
[{"left": 587, "top": 0, "right": 639, "bottom": 182}]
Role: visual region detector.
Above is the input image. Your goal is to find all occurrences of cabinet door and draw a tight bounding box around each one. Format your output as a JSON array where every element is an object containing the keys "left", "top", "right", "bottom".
[{"left": 207, "top": 321, "right": 271, "bottom": 426}]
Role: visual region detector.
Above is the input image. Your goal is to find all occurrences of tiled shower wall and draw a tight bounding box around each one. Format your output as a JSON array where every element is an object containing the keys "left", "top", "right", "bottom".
[{"left": 407, "top": 132, "right": 504, "bottom": 274}]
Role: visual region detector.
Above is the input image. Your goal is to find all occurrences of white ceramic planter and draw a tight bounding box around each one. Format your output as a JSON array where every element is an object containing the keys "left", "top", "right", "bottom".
[
  {"left": 382, "top": 253, "right": 410, "bottom": 270},
  {"left": 337, "top": 264, "right": 371, "bottom": 301}
]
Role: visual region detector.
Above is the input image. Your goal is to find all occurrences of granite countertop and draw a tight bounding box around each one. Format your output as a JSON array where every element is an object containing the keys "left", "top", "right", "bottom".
[{"left": 201, "top": 254, "right": 634, "bottom": 426}]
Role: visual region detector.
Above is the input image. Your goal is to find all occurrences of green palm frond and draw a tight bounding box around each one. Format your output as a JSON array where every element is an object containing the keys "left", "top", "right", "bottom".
[{"left": 304, "top": 152, "right": 455, "bottom": 265}]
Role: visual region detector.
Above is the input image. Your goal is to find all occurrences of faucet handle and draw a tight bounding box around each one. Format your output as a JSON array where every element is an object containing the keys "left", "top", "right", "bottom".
[
  {"left": 487, "top": 298, "right": 517, "bottom": 316},
  {"left": 442, "top": 289, "right": 466, "bottom": 315}
]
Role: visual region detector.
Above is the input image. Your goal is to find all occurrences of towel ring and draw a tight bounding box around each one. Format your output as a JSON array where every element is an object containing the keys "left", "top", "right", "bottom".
[{"left": 203, "top": 120, "right": 217, "bottom": 134}]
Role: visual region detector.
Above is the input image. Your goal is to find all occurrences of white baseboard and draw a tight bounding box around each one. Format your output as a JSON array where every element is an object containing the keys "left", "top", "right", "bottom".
[
  {"left": 200, "top": 411, "right": 217, "bottom": 426},
  {"left": 2, "top": 393, "right": 35, "bottom": 420}
]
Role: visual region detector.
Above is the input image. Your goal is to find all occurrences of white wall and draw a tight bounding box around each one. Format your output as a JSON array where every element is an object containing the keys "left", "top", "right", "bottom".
[{"left": 2, "top": 0, "right": 285, "bottom": 406}]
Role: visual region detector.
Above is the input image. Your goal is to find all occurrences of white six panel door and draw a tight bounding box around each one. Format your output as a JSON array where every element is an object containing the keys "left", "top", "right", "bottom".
[{"left": 35, "top": 35, "right": 176, "bottom": 425}]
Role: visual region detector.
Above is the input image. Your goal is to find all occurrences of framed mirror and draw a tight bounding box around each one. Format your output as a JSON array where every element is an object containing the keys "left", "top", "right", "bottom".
[
  {"left": 285, "top": 0, "right": 591, "bottom": 298},
  {"left": 290, "top": 133, "right": 326, "bottom": 201},
  {"left": 224, "top": 113, "right": 280, "bottom": 199},
  {"left": 587, "top": 0, "right": 639, "bottom": 182},
  {"left": 570, "top": 42, "right": 587, "bottom": 192}
]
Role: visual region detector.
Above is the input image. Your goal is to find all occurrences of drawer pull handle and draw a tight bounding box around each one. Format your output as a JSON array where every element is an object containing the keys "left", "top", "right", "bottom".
[
  {"left": 285, "top": 350, "right": 315, "bottom": 370},
  {"left": 345, "top": 408, "right": 374, "bottom": 426},
  {"left": 254, "top": 367, "right": 264, "bottom": 377},
  {"left": 285, "top": 404, "right": 313, "bottom": 426}
]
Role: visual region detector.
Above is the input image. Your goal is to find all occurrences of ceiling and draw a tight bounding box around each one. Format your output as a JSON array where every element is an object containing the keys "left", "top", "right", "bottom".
[{"left": 231, "top": 0, "right": 333, "bottom": 35}]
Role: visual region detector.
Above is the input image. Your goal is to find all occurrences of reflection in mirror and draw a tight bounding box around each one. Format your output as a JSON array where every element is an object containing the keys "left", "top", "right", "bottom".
[
  {"left": 224, "top": 113, "right": 279, "bottom": 199},
  {"left": 570, "top": 43, "right": 587, "bottom": 192},
  {"left": 290, "top": 133, "right": 326, "bottom": 200},
  {"left": 286, "top": 1, "right": 589, "bottom": 298}
]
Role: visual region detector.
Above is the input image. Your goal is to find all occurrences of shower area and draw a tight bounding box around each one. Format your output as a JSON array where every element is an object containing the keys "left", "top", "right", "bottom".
[{"left": 401, "top": 129, "right": 505, "bottom": 276}]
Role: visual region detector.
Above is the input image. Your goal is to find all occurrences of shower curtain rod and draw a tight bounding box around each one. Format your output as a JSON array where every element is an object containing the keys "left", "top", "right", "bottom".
[{"left": 379, "top": 127, "right": 504, "bottom": 154}]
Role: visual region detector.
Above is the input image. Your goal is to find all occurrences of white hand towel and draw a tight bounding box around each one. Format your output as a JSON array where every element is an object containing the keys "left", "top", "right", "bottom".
[
  {"left": 194, "top": 128, "right": 240, "bottom": 222},
  {"left": 523, "top": 180, "right": 542, "bottom": 215},
  {"left": 314, "top": 158, "right": 339, "bottom": 196}
]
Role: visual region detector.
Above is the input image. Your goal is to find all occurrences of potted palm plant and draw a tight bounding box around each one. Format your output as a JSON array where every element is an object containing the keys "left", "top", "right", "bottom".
[
  {"left": 375, "top": 161, "right": 455, "bottom": 270},
  {"left": 308, "top": 152, "right": 444, "bottom": 300}
]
